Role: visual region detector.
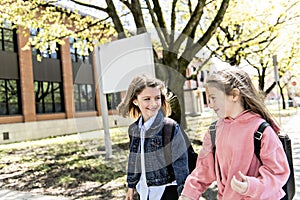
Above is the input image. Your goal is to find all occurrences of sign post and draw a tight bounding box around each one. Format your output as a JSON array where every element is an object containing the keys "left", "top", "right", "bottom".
[
  {"left": 273, "top": 55, "right": 281, "bottom": 125},
  {"left": 94, "top": 46, "right": 112, "bottom": 158}
]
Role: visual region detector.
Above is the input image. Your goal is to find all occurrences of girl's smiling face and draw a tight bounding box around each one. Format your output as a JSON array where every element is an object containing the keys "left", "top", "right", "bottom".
[
  {"left": 134, "top": 86, "right": 162, "bottom": 122},
  {"left": 206, "top": 86, "right": 236, "bottom": 119}
]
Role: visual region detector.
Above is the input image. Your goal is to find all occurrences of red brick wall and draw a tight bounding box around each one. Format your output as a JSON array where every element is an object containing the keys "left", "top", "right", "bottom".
[
  {"left": 92, "top": 52, "right": 102, "bottom": 116},
  {"left": 17, "top": 27, "right": 36, "bottom": 122},
  {"left": 60, "top": 38, "right": 75, "bottom": 119}
]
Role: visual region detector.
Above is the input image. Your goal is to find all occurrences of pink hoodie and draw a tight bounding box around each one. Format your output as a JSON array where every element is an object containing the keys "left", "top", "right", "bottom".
[{"left": 182, "top": 111, "right": 290, "bottom": 200}]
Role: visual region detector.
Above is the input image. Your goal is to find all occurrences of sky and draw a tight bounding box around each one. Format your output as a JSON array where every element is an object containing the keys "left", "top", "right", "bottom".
[{"left": 54, "top": 0, "right": 110, "bottom": 18}]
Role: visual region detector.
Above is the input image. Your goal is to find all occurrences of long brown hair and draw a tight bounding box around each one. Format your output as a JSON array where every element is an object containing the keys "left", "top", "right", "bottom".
[
  {"left": 117, "top": 74, "right": 171, "bottom": 119},
  {"left": 206, "top": 68, "right": 276, "bottom": 127}
]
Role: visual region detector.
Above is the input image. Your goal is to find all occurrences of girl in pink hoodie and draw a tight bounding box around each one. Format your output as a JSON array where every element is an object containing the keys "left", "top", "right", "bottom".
[{"left": 180, "top": 68, "right": 290, "bottom": 200}]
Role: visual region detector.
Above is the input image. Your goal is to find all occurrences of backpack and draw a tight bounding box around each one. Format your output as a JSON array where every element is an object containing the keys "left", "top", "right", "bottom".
[
  {"left": 209, "top": 121, "right": 295, "bottom": 200},
  {"left": 163, "top": 118, "right": 198, "bottom": 172}
]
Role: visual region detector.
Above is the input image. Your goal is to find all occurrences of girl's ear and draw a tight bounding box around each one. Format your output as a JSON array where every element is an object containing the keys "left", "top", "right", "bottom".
[
  {"left": 232, "top": 88, "right": 240, "bottom": 102},
  {"left": 133, "top": 99, "right": 138, "bottom": 106}
]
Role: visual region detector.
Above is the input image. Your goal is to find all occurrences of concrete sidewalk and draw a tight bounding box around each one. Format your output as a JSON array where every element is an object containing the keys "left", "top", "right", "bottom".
[
  {"left": 280, "top": 110, "right": 300, "bottom": 200},
  {"left": 0, "top": 189, "right": 70, "bottom": 200}
]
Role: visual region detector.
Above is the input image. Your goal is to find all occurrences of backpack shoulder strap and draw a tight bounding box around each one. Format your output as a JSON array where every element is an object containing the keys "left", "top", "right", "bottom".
[
  {"left": 163, "top": 118, "right": 176, "bottom": 146},
  {"left": 209, "top": 121, "right": 217, "bottom": 151},
  {"left": 254, "top": 121, "right": 270, "bottom": 163},
  {"left": 162, "top": 118, "right": 176, "bottom": 166}
]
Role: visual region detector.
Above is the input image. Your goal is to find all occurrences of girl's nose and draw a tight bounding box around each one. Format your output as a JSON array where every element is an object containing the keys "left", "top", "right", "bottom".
[{"left": 150, "top": 99, "right": 157, "bottom": 106}]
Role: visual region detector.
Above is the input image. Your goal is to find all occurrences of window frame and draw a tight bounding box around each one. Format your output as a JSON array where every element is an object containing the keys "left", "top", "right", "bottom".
[
  {"left": 74, "top": 83, "right": 96, "bottom": 112},
  {"left": 0, "top": 21, "right": 17, "bottom": 52},
  {"left": 0, "top": 79, "right": 22, "bottom": 115},
  {"left": 34, "top": 81, "right": 64, "bottom": 114}
]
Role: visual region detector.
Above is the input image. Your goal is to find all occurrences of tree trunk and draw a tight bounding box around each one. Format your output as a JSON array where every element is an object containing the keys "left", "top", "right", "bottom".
[
  {"left": 155, "top": 64, "right": 187, "bottom": 129},
  {"left": 280, "top": 85, "right": 286, "bottom": 110}
]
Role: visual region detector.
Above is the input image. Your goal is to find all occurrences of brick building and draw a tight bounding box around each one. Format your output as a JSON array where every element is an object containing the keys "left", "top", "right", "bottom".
[{"left": 0, "top": 22, "right": 132, "bottom": 144}]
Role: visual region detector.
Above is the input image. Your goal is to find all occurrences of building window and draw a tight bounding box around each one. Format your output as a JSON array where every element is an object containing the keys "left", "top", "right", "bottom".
[
  {"left": 106, "top": 92, "right": 121, "bottom": 110},
  {"left": 0, "top": 21, "right": 17, "bottom": 52},
  {"left": 34, "top": 81, "right": 64, "bottom": 113},
  {"left": 0, "top": 79, "right": 21, "bottom": 115},
  {"left": 30, "top": 28, "right": 60, "bottom": 59},
  {"left": 69, "top": 37, "right": 90, "bottom": 64},
  {"left": 74, "top": 84, "right": 95, "bottom": 111}
]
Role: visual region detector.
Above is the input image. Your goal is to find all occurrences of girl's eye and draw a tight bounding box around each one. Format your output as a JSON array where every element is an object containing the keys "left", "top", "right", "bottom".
[
  {"left": 211, "top": 97, "right": 216, "bottom": 103},
  {"left": 208, "top": 96, "right": 216, "bottom": 104},
  {"left": 155, "top": 96, "right": 161, "bottom": 100}
]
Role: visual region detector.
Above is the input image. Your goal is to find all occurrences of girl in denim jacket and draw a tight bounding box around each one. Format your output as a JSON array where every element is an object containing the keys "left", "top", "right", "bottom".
[{"left": 118, "top": 74, "right": 189, "bottom": 200}]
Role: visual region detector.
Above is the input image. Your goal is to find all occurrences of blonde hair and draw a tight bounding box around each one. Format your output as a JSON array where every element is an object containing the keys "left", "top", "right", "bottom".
[
  {"left": 117, "top": 74, "right": 171, "bottom": 119},
  {"left": 206, "top": 68, "right": 275, "bottom": 126}
]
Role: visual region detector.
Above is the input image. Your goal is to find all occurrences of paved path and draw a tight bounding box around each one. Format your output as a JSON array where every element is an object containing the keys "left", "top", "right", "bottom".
[
  {"left": 281, "top": 110, "right": 300, "bottom": 200},
  {"left": 1, "top": 111, "right": 300, "bottom": 199},
  {"left": 0, "top": 189, "right": 70, "bottom": 200}
]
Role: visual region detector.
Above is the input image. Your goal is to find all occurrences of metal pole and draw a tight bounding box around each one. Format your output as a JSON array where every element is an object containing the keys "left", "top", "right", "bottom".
[
  {"left": 273, "top": 55, "right": 281, "bottom": 125},
  {"left": 95, "top": 46, "right": 112, "bottom": 158}
]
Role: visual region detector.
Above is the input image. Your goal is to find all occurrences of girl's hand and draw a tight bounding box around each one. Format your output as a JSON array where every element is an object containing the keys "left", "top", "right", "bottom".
[
  {"left": 178, "top": 195, "right": 192, "bottom": 200},
  {"left": 125, "top": 188, "right": 134, "bottom": 200},
  {"left": 231, "top": 171, "right": 248, "bottom": 194}
]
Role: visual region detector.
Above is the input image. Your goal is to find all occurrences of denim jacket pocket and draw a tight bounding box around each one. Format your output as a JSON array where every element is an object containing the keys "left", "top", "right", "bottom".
[{"left": 149, "top": 137, "right": 162, "bottom": 151}]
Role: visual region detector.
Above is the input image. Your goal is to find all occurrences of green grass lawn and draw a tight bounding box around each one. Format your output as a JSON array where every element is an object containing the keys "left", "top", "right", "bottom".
[{"left": 0, "top": 128, "right": 130, "bottom": 200}]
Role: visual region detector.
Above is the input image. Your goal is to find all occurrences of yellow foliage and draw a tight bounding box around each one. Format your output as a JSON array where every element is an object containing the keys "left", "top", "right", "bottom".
[
  {"left": 206, "top": 0, "right": 300, "bottom": 71},
  {"left": 37, "top": 54, "right": 42, "bottom": 62},
  {"left": 0, "top": 0, "right": 115, "bottom": 61}
]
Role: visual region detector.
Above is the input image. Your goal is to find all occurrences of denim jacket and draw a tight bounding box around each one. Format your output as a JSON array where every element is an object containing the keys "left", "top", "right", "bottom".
[{"left": 126, "top": 110, "right": 189, "bottom": 194}]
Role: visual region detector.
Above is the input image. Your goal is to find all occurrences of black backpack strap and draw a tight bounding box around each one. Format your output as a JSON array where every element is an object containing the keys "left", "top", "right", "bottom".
[
  {"left": 164, "top": 118, "right": 193, "bottom": 147},
  {"left": 163, "top": 118, "right": 176, "bottom": 166},
  {"left": 254, "top": 121, "right": 270, "bottom": 163},
  {"left": 209, "top": 120, "right": 223, "bottom": 179},
  {"left": 163, "top": 118, "right": 176, "bottom": 145},
  {"left": 163, "top": 118, "right": 198, "bottom": 172},
  {"left": 209, "top": 121, "right": 217, "bottom": 151}
]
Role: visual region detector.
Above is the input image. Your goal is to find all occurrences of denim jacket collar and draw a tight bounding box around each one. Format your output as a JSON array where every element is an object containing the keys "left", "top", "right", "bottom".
[
  {"left": 138, "top": 112, "right": 158, "bottom": 130},
  {"left": 129, "top": 110, "right": 165, "bottom": 139}
]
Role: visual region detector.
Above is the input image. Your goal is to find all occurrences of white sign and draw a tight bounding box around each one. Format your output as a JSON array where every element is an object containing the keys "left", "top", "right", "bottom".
[{"left": 98, "top": 33, "right": 155, "bottom": 93}]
